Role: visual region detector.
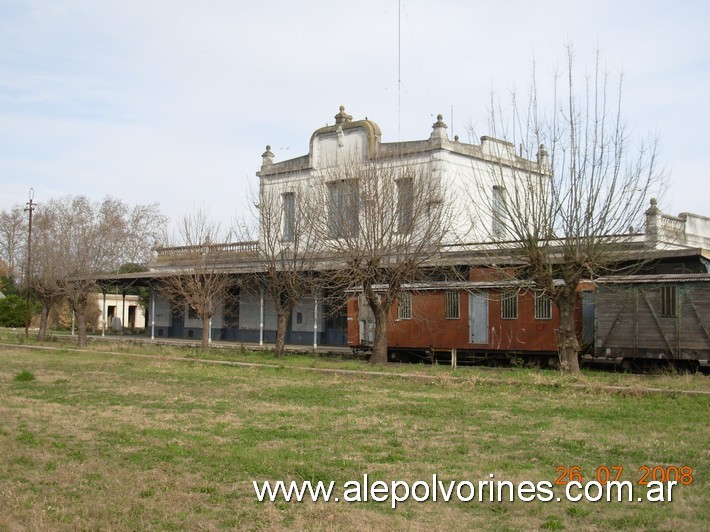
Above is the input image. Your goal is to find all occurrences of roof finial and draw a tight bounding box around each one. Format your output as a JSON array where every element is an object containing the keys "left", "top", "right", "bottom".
[
  {"left": 430, "top": 113, "right": 448, "bottom": 140},
  {"left": 261, "top": 144, "right": 274, "bottom": 166},
  {"left": 334, "top": 105, "right": 352, "bottom": 124},
  {"left": 535, "top": 143, "right": 550, "bottom": 172},
  {"left": 646, "top": 197, "right": 660, "bottom": 215}
]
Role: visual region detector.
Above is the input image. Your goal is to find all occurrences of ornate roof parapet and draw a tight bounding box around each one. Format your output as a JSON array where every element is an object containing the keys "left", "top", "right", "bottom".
[
  {"left": 334, "top": 105, "right": 353, "bottom": 125},
  {"left": 258, "top": 107, "right": 549, "bottom": 178},
  {"left": 480, "top": 135, "right": 515, "bottom": 161},
  {"left": 261, "top": 145, "right": 275, "bottom": 167},
  {"left": 429, "top": 114, "right": 448, "bottom": 141},
  {"left": 645, "top": 197, "right": 660, "bottom": 216},
  {"left": 645, "top": 198, "right": 690, "bottom": 248},
  {"left": 644, "top": 198, "right": 662, "bottom": 246}
]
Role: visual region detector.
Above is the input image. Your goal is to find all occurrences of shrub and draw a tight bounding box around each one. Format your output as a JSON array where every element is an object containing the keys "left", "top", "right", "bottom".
[{"left": 0, "top": 294, "right": 26, "bottom": 327}]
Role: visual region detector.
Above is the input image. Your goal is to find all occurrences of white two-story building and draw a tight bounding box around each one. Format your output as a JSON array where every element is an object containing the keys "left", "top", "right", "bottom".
[
  {"left": 131, "top": 106, "right": 709, "bottom": 348},
  {"left": 256, "top": 105, "right": 550, "bottom": 247}
]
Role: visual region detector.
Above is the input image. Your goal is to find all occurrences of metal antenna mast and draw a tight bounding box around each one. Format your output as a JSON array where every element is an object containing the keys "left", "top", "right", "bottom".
[{"left": 398, "top": 0, "right": 401, "bottom": 141}]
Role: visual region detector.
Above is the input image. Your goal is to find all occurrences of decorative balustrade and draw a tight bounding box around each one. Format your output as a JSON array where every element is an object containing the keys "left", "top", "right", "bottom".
[
  {"left": 658, "top": 214, "right": 686, "bottom": 244},
  {"left": 153, "top": 241, "right": 259, "bottom": 259}
]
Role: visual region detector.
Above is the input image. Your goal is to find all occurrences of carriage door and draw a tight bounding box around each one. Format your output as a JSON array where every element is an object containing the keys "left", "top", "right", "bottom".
[
  {"left": 469, "top": 290, "right": 488, "bottom": 344},
  {"left": 358, "top": 293, "right": 376, "bottom": 345}
]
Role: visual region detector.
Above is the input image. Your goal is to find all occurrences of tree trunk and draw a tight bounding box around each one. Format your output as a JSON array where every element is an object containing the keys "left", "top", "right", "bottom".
[
  {"left": 274, "top": 310, "right": 289, "bottom": 357},
  {"left": 38, "top": 304, "right": 50, "bottom": 341},
  {"left": 557, "top": 289, "right": 580, "bottom": 373},
  {"left": 76, "top": 308, "right": 87, "bottom": 348},
  {"left": 201, "top": 314, "right": 210, "bottom": 353},
  {"left": 370, "top": 307, "right": 388, "bottom": 364}
]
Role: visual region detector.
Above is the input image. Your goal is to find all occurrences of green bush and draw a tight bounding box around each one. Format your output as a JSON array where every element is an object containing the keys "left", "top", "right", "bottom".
[
  {"left": 0, "top": 294, "right": 26, "bottom": 327},
  {"left": 0, "top": 274, "right": 19, "bottom": 296}
]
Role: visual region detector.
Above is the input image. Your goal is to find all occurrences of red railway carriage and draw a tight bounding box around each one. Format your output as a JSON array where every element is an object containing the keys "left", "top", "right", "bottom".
[{"left": 346, "top": 280, "right": 587, "bottom": 365}]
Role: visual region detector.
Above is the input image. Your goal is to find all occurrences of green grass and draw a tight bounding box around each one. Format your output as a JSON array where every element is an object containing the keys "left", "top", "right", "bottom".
[
  {"left": 14, "top": 369, "right": 36, "bottom": 382},
  {"left": 0, "top": 341, "right": 708, "bottom": 530},
  {"left": 2, "top": 327, "right": 708, "bottom": 394}
]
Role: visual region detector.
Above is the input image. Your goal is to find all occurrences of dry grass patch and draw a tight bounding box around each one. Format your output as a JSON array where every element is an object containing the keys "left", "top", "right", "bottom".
[{"left": 0, "top": 344, "right": 707, "bottom": 530}]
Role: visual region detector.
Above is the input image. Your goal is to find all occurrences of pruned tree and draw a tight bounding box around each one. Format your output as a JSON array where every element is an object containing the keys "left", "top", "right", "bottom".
[
  {"left": 31, "top": 196, "right": 166, "bottom": 346},
  {"left": 472, "top": 47, "right": 663, "bottom": 373},
  {"left": 243, "top": 183, "right": 320, "bottom": 356},
  {"left": 157, "top": 209, "right": 235, "bottom": 353},
  {"left": 29, "top": 206, "right": 65, "bottom": 340},
  {"left": 310, "top": 157, "right": 453, "bottom": 364}
]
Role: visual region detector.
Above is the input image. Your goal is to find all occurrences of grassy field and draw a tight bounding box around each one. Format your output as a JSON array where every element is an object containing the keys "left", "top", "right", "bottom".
[{"left": 0, "top": 341, "right": 708, "bottom": 530}]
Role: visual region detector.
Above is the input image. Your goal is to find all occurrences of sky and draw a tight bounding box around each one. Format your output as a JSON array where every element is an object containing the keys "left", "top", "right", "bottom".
[{"left": 1, "top": 0, "right": 708, "bottom": 238}]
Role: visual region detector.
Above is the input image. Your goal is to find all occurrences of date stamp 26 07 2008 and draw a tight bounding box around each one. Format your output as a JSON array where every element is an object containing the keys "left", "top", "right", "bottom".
[{"left": 554, "top": 465, "right": 694, "bottom": 487}]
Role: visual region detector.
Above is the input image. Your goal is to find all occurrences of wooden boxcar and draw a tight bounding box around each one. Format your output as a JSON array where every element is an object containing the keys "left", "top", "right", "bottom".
[
  {"left": 346, "top": 274, "right": 586, "bottom": 366},
  {"left": 592, "top": 274, "right": 710, "bottom": 370}
]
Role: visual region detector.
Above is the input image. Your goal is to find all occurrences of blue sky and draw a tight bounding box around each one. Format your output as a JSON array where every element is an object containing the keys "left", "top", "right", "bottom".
[{"left": 1, "top": 1, "right": 708, "bottom": 233}]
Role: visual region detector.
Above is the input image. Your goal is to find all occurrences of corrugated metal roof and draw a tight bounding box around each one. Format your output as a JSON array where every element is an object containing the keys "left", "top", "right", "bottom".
[
  {"left": 345, "top": 279, "right": 563, "bottom": 293},
  {"left": 597, "top": 273, "right": 710, "bottom": 284}
]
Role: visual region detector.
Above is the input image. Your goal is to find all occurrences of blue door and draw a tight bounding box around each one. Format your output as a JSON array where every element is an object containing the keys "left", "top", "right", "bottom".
[{"left": 469, "top": 290, "right": 488, "bottom": 344}]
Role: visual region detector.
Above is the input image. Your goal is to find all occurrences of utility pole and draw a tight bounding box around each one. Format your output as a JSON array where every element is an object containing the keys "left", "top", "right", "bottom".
[{"left": 24, "top": 188, "right": 36, "bottom": 338}]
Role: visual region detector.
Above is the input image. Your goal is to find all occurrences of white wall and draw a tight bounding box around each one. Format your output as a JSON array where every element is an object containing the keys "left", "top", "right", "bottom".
[
  {"left": 98, "top": 293, "right": 146, "bottom": 329},
  {"left": 291, "top": 296, "right": 324, "bottom": 333},
  {"left": 259, "top": 120, "right": 549, "bottom": 249},
  {"left": 153, "top": 294, "right": 171, "bottom": 327},
  {"left": 183, "top": 297, "right": 224, "bottom": 329},
  {"left": 239, "top": 285, "right": 277, "bottom": 330}
]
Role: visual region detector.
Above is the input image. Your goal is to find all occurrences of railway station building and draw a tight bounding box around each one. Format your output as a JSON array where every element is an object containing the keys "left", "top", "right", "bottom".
[{"left": 98, "top": 106, "right": 710, "bottom": 360}]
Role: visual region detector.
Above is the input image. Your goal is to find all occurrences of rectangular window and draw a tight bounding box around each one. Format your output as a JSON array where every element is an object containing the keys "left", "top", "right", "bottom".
[
  {"left": 445, "top": 291, "right": 460, "bottom": 319},
  {"left": 282, "top": 192, "right": 295, "bottom": 241},
  {"left": 426, "top": 199, "right": 442, "bottom": 227},
  {"left": 328, "top": 180, "right": 359, "bottom": 238},
  {"left": 501, "top": 290, "right": 518, "bottom": 320},
  {"left": 491, "top": 185, "right": 506, "bottom": 239},
  {"left": 660, "top": 285, "right": 677, "bottom": 317},
  {"left": 534, "top": 290, "right": 552, "bottom": 320},
  {"left": 397, "top": 178, "right": 414, "bottom": 233},
  {"left": 397, "top": 292, "right": 412, "bottom": 320}
]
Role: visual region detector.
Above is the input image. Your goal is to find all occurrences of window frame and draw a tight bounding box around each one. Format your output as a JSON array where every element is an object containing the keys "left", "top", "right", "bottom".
[
  {"left": 534, "top": 290, "right": 552, "bottom": 320},
  {"left": 445, "top": 291, "right": 460, "bottom": 320},
  {"left": 396, "top": 177, "right": 414, "bottom": 234},
  {"left": 491, "top": 185, "right": 507, "bottom": 239},
  {"left": 397, "top": 291, "right": 413, "bottom": 320},
  {"left": 327, "top": 179, "right": 359, "bottom": 239},
  {"left": 282, "top": 191, "right": 295, "bottom": 242},
  {"left": 501, "top": 290, "right": 518, "bottom": 320},
  {"left": 659, "top": 285, "right": 677, "bottom": 317}
]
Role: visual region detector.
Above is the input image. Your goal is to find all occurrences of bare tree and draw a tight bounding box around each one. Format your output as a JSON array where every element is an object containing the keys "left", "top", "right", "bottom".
[
  {"left": 98, "top": 198, "right": 168, "bottom": 266},
  {"left": 242, "top": 183, "right": 320, "bottom": 356},
  {"left": 310, "top": 158, "right": 452, "bottom": 364},
  {"left": 0, "top": 205, "right": 26, "bottom": 280},
  {"left": 157, "top": 209, "right": 235, "bottom": 353},
  {"left": 473, "top": 48, "right": 663, "bottom": 373},
  {"left": 32, "top": 196, "right": 166, "bottom": 346},
  {"left": 29, "top": 206, "right": 65, "bottom": 340}
]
